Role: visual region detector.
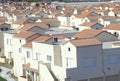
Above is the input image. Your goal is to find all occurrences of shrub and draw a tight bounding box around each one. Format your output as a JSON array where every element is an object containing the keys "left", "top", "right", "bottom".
[{"left": 0, "top": 76, "right": 7, "bottom": 81}]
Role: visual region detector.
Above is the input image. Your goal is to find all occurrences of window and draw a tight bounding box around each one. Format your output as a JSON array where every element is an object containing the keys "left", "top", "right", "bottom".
[
  {"left": 66, "top": 57, "right": 72, "bottom": 68},
  {"left": 6, "top": 39, "right": 12, "bottom": 45},
  {"left": 62, "top": 21, "right": 65, "bottom": 25},
  {"left": 72, "top": 22, "right": 75, "bottom": 26},
  {"left": 114, "top": 32, "right": 119, "bottom": 37},
  {"left": 36, "top": 53, "right": 41, "bottom": 61},
  {"left": 19, "top": 48, "right": 22, "bottom": 53},
  {"left": 7, "top": 39, "right": 9, "bottom": 45},
  {"left": 26, "top": 51, "right": 31, "bottom": 58},
  {"left": 8, "top": 52, "right": 12, "bottom": 58},
  {"left": 68, "top": 47, "right": 71, "bottom": 51},
  {"left": 1, "top": 28, "right": 3, "bottom": 31},
  {"left": 5, "top": 28, "right": 8, "bottom": 30},
  {"left": 20, "top": 40, "right": 21, "bottom": 43},
  {"left": 83, "top": 57, "right": 96, "bottom": 68},
  {"left": 107, "top": 54, "right": 120, "bottom": 65},
  {"left": 47, "top": 55, "right": 52, "bottom": 61}
]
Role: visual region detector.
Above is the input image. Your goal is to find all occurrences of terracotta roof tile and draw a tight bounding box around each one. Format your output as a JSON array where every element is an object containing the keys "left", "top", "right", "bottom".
[
  {"left": 80, "top": 22, "right": 97, "bottom": 27},
  {"left": 70, "top": 38, "right": 101, "bottom": 47},
  {"left": 87, "top": 16, "right": 101, "bottom": 21},
  {"left": 40, "top": 18, "right": 59, "bottom": 23},
  {"left": 20, "top": 22, "right": 49, "bottom": 31},
  {"left": 13, "top": 18, "right": 28, "bottom": 24},
  {"left": 0, "top": 17, "right": 7, "bottom": 22},
  {"left": 74, "top": 12, "right": 90, "bottom": 18},
  {"left": 22, "top": 35, "right": 52, "bottom": 48},
  {"left": 33, "top": 36, "right": 52, "bottom": 42},
  {"left": 73, "top": 29, "right": 104, "bottom": 39},
  {"left": 14, "top": 31, "right": 37, "bottom": 39},
  {"left": 105, "top": 24, "right": 120, "bottom": 30}
]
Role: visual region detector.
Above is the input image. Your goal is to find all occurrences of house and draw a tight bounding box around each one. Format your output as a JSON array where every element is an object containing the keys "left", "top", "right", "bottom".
[
  {"left": 79, "top": 22, "right": 104, "bottom": 31},
  {"left": 20, "top": 22, "right": 49, "bottom": 35},
  {"left": 66, "top": 38, "right": 103, "bottom": 81},
  {"left": 98, "top": 16, "right": 116, "bottom": 27},
  {"left": 66, "top": 29, "right": 120, "bottom": 81},
  {"left": 36, "top": 18, "right": 60, "bottom": 28},
  {"left": 57, "top": 11, "right": 90, "bottom": 27},
  {"left": 8, "top": 31, "right": 40, "bottom": 76},
  {"left": 3, "top": 2, "right": 120, "bottom": 81},
  {"left": 11, "top": 17, "right": 35, "bottom": 30},
  {"left": 18, "top": 35, "right": 52, "bottom": 81},
  {"left": 4, "top": 32, "right": 15, "bottom": 64},
  {"left": 73, "top": 29, "right": 118, "bottom": 41},
  {"left": 104, "top": 24, "right": 120, "bottom": 38}
]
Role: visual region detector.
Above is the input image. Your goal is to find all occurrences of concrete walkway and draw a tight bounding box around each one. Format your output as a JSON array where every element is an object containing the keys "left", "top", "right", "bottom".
[{"left": 0, "top": 67, "right": 15, "bottom": 81}]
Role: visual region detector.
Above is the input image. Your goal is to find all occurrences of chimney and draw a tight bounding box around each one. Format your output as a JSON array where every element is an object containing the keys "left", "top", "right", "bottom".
[{"left": 54, "top": 37, "right": 58, "bottom": 42}]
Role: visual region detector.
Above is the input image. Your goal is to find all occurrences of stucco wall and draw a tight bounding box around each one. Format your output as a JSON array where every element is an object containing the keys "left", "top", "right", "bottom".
[{"left": 67, "top": 45, "right": 103, "bottom": 81}]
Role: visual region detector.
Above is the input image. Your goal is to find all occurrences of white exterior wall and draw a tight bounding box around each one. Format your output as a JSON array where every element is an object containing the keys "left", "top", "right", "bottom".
[
  {"left": 22, "top": 47, "right": 33, "bottom": 62},
  {"left": 105, "top": 30, "right": 120, "bottom": 38},
  {"left": 11, "top": 24, "right": 20, "bottom": 29},
  {"left": 98, "top": 18, "right": 110, "bottom": 27},
  {"left": 61, "top": 42, "right": 77, "bottom": 69},
  {"left": 22, "top": 47, "right": 39, "bottom": 70},
  {"left": 58, "top": 16, "right": 67, "bottom": 26},
  {"left": 13, "top": 37, "right": 26, "bottom": 77},
  {"left": 4, "top": 33, "right": 14, "bottom": 58},
  {"left": 78, "top": 26, "right": 90, "bottom": 31},
  {"left": 0, "top": 11, "right": 3, "bottom": 16},
  {"left": 32, "top": 42, "right": 54, "bottom": 63},
  {"left": 51, "top": 64, "right": 66, "bottom": 81},
  {"left": 12, "top": 14, "right": 17, "bottom": 22},
  {"left": 70, "top": 15, "right": 76, "bottom": 26},
  {"left": 39, "top": 63, "right": 54, "bottom": 81},
  {"left": 70, "top": 15, "right": 89, "bottom": 27},
  {"left": 82, "top": 17, "right": 90, "bottom": 23},
  {"left": 108, "top": 11, "right": 115, "bottom": 16}
]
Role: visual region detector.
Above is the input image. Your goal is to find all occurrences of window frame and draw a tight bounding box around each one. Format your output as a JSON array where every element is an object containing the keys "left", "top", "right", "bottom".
[
  {"left": 47, "top": 55, "right": 52, "bottom": 61},
  {"left": 83, "top": 57, "right": 96, "bottom": 68},
  {"left": 107, "top": 54, "right": 120, "bottom": 65},
  {"left": 26, "top": 51, "right": 31, "bottom": 59}
]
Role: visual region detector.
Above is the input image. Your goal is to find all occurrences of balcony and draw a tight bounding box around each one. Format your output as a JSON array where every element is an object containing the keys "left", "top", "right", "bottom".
[
  {"left": 0, "top": 56, "right": 6, "bottom": 64},
  {"left": 18, "top": 76, "right": 27, "bottom": 81}
]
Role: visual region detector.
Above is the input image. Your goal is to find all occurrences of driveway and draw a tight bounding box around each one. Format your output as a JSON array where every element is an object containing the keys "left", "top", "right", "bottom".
[{"left": 0, "top": 67, "right": 15, "bottom": 81}]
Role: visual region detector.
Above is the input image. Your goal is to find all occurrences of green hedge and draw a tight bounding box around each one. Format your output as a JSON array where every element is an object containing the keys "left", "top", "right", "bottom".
[
  {"left": 0, "top": 76, "right": 7, "bottom": 81},
  {"left": 0, "top": 69, "right": 2, "bottom": 72}
]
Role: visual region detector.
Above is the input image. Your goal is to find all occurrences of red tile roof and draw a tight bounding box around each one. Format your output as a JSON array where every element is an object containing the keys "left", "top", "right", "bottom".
[
  {"left": 105, "top": 24, "right": 120, "bottom": 30},
  {"left": 80, "top": 22, "right": 97, "bottom": 27},
  {"left": 70, "top": 38, "right": 101, "bottom": 47},
  {"left": 14, "top": 31, "right": 37, "bottom": 39},
  {"left": 73, "top": 29, "right": 104, "bottom": 39},
  {"left": 20, "top": 22, "right": 49, "bottom": 31},
  {"left": 40, "top": 18, "right": 59, "bottom": 23},
  {"left": 13, "top": 18, "right": 28, "bottom": 24},
  {"left": 22, "top": 36, "right": 51, "bottom": 48}
]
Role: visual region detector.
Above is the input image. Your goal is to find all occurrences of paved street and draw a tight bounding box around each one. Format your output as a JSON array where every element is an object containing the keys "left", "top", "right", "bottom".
[{"left": 0, "top": 67, "right": 15, "bottom": 81}]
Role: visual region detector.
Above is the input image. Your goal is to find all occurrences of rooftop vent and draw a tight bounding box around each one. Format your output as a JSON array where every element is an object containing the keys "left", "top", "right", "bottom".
[{"left": 54, "top": 37, "right": 58, "bottom": 42}]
